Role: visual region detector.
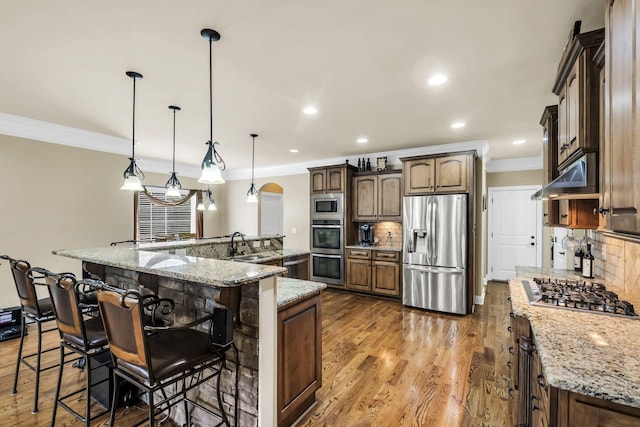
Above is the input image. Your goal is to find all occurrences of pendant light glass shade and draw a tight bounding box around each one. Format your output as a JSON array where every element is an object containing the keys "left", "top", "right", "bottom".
[
  {"left": 246, "top": 133, "right": 258, "bottom": 203},
  {"left": 121, "top": 71, "right": 145, "bottom": 191},
  {"left": 165, "top": 105, "right": 183, "bottom": 197},
  {"left": 198, "top": 188, "right": 217, "bottom": 211},
  {"left": 198, "top": 28, "right": 226, "bottom": 184}
]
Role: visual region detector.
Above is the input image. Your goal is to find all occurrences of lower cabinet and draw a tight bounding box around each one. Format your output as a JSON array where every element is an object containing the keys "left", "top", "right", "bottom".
[
  {"left": 346, "top": 249, "right": 400, "bottom": 297},
  {"left": 508, "top": 302, "right": 640, "bottom": 426},
  {"left": 277, "top": 292, "right": 322, "bottom": 427}
]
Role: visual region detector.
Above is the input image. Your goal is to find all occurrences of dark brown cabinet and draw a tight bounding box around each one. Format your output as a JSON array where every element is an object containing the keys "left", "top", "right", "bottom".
[
  {"left": 402, "top": 154, "right": 470, "bottom": 195},
  {"left": 352, "top": 172, "right": 402, "bottom": 222},
  {"left": 277, "top": 292, "right": 322, "bottom": 426},
  {"left": 345, "top": 249, "right": 400, "bottom": 297},
  {"left": 552, "top": 27, "right": 604, "bottom": 170},
  {"left": 602, "top": 0, "right": 640, "bottom": 234},
  {"left": 309, "top": 166, "right": 348, "bottom": 194},
  {"left": 557, "top": 199, "right": 599, "bottom": 228}
]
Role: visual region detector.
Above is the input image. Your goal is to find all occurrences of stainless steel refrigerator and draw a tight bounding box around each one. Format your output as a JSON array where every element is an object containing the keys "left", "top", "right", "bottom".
[{"left": 402, "top": 194, "right": 468, "bottom": 314}]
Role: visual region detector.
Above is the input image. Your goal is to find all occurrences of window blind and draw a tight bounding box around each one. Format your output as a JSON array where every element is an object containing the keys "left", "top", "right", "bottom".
[{"left": 138, "top": 187, "right": 196, "bottom": 241}]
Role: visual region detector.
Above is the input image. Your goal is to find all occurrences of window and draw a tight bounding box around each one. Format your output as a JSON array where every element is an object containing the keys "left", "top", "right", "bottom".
[{"left": 137, "top": 187, "right": 196, "bottom": 241}]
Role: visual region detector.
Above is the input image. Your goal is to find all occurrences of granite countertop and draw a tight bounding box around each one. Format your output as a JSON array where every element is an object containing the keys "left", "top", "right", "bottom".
[
  {"left": 229, "top": 249, "right": 310, "bottom": 264},
  {"left": 54, "top": 246, "right": 286, "bottom": 288},
  {"left": 345, "top": 245, "right": 402, "bottom": 252},
  {"left": 136, "top": 234, "right": 284, "bottom": 251},
  {"left": 509, "top": 267, "right": 640, "bottom": 408},
  {"left": 277, "top": 277, "right": 326, "bottom": 307}
]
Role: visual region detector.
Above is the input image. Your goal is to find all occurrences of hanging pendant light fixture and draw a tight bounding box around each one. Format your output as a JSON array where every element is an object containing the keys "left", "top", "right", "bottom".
[
  {"left": 246, "top": 133, "right": 259, "bottom": 203},
  {"left": 165, "top": 105, "right": 183, "bottom": 198},
  {"left": 121, "top": 71, "right": 145, "bottom": 191},
  {"left": 197, "top": 187, "right": 218, "bottom": 211},
  {"left": 198, "top": 28, "right": 226, "bottom": 184}
]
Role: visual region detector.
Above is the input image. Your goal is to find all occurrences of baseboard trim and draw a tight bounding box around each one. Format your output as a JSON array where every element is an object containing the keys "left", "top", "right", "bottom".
[{"left": 474, "top": 278, "right": 488, "bottom": 305}]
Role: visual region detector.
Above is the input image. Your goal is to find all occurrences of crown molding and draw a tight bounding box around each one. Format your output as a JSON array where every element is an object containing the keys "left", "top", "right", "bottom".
[
  {"left": 485, "top": 155, "right": 543, "bottom": 173},
  {"left": 0, "top": 111, "right": 131, "bottom": 155}
]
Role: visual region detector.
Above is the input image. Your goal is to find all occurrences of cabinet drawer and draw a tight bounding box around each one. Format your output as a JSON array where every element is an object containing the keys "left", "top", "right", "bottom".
[
  {"left": 373, "top": 251, "right": 400, "bottom": 262},
  {"left": 346, "top": 249, "right": 371, "bottom": 259}
]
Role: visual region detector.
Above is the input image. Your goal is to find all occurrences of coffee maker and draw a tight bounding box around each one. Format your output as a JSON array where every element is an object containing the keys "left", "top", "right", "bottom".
[{"left": 359, "top": 223, "right": 374, "bottom": 246}]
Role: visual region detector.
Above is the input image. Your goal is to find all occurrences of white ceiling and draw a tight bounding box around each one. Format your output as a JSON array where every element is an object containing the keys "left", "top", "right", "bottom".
[{"left": 0, "top": 0, "right": 604, "bottom": 176}]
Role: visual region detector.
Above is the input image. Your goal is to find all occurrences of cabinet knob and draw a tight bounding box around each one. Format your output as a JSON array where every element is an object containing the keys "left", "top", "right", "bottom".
[
  {"left": 594, "top": 206, "right": 610, "bottom": 216},
  {"left": 561, "top": 214, "right": 568, "bottom": 218},
  {"left": 537, "top": 374, "right": 548, "bottom": 391},
  {"left": 507, "top": 326, "right": 512, "bottom": 332}
]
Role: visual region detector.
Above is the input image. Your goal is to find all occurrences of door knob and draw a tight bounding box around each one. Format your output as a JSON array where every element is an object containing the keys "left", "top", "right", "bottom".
[
  {"left": 531, "top": 236, "right": 535, "bottom": 239},
  {"left": 530, "top": 242, "right": 535, "bottom": 246}
]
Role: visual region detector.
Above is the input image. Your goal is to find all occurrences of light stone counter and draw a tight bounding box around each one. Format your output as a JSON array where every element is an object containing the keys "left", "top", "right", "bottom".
[
  {"left": 509, "top": 267, "right": 640, "bottom": 409},
  {"left": 53, "top": 246, "right": 286, "bottom": 287},
  {"left": 277, "top": 277, "right": 326, "bottom": 307},
  {"left": 344, "top": 245, "right": 402, "bottom": 252}
]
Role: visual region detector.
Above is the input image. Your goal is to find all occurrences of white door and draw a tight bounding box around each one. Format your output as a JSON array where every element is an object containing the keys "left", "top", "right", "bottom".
[
  {"left": 488, "top": 186, "right": 542, "bottom": 281},
  {"left": 551, "top": 227, "right": 568, "bottom": 270},
  {"left": 260, "top": 192, "right": 283, "bottom": 235}
]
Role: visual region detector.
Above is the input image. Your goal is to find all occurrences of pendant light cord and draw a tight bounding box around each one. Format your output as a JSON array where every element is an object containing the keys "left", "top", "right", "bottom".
[
  {"left": 132, "top": 76, "right": 136, "bottom": 159},
  {"left": 209, "top": 37, "right": 213, "bottom": 143},
  {"left": 251, "top": 135, "right": 255, "bottom": 184},
  {"left": 172, "top": 108, "right": 176, "bottom": 172}
]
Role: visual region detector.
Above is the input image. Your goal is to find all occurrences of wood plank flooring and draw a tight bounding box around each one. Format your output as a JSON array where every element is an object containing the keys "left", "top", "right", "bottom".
[
  {"left": 0, "top": 282, "right": 512, "bottom": 426},
  {"left": 297, "top": 282, "right": 512, "bottom": 427}
]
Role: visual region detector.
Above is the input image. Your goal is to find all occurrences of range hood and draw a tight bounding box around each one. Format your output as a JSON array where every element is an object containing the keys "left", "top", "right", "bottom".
[{"left": 531, "top": 153, "right": 598, "bottom": 200}]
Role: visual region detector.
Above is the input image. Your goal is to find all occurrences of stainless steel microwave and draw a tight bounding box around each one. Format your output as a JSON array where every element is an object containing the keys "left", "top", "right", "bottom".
[{"left": 310, "top": 193, "right": 344, "bottom": 220}]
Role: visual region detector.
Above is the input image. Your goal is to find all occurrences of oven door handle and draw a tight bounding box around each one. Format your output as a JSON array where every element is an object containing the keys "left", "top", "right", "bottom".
[
  {"left": 311, "top": 225, "right": 342, "bottom": 229},
  {"left": 312, "top": 254, "right": 342, "bottom": 259}
]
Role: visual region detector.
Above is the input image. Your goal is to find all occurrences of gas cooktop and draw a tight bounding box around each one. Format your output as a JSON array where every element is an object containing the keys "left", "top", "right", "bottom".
[{"left": 522, "top": 277, "right": 638, "bottom": 318}]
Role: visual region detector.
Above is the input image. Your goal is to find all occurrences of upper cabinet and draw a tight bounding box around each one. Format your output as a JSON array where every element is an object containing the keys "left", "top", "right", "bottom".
[
  {"left": 402, "top": 153, "right": 472, "bottom": 195},
  {"left": 601, "top": 0, "right": 640, "bottom": 234},
  {"left": 552, "top": 26, "right": 604, "bottom": 170},
  {"left": 352, "top": 172, "right": 402, "bottom": 222},
  {"left": 309, "top": 165, "right": 353, "bottom": 194}
]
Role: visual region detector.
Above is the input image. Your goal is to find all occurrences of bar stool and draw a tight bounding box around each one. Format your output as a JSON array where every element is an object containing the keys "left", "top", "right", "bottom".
[
  {"left": 0, "top": 255, "right": 59, "bottom": 414},
  {"left": 96, "top": 287, "right": 234, "bottom": 427},
  {"left": 41, "top": 272, "right": 110, "bottom": 426}
]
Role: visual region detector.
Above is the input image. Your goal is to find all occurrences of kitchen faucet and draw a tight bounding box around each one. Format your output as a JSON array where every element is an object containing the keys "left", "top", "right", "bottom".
[{"left": 229, "top": 232, "right": 246, "bottom": 257}]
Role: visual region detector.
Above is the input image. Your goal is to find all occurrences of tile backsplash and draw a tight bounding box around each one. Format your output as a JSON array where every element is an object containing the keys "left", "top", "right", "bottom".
[
  {"left": 356, "top": 221, "right": 402, "bottom": 246},
  {"left": 593, "top": 231, "right": 640, "bottom": 305}
]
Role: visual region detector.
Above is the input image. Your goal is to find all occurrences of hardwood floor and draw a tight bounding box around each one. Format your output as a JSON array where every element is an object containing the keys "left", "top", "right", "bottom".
[
  {"left": 0, "top": 282, "right": 512, "bottom": 426},
  {"left": 297, "top": 282, "right": 512, "bottom": 427}
]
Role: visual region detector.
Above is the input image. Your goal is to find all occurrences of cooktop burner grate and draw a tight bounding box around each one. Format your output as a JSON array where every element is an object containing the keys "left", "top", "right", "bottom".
[{"left": 522, "top": 278, "right": 638, "bottom": 318}]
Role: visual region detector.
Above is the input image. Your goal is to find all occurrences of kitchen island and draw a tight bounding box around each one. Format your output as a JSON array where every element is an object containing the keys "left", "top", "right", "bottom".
[
  {"left": 508, "top": 267, "right": 640, "bottom": 426},
  {"left": 54, "top": 237, "right": 322, "bottom": 427}
]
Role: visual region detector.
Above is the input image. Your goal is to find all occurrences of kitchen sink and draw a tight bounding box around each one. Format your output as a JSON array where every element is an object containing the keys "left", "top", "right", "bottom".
[{"left": 230, "top": 253, "right": 272, "bottom": 262}]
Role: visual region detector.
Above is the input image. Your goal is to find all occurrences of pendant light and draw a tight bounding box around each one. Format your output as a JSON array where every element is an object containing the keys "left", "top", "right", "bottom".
[
  {"left": 246, "top": 133, "right": 258, "bottom": 203},
  {"left": 197, "top": 187, "right": 218, "bottom": 211},
  {"left": 165, "top": 105, "right": 183, "bottom": 197},
  {"left": 198, "top": 28, "right": 226, "bottom": 184},
  {"left": 121, "top": 71, "right": 145, "bottom": 191}
]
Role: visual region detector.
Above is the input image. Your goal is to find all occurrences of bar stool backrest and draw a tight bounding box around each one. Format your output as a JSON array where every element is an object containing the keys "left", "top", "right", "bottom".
[
  {"left": 97, "top": 290, "right": 151, "bottom": 379},
  {"left": 10, "top": 259, "right": 41, "bottom": 316},
  {"left": 45, "top": 275, "right": 87, "bottom": 348}
]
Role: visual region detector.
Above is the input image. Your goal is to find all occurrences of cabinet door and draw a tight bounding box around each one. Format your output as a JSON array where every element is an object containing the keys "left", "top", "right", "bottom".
[
  {"left": 566, "top": 61, "right": 581, "bottom": 157},
  {"left": 607, "top": 0, "right": 640, "bottom": 233},
  {"left": 346, "top": 258, "right": 371, "bottom": 291},
  {"left": 566, "top": 392, "right": 640, "bottom": 427},
  {"left": 404, "top": 158, "right": 435, "bottom": 194},
  {"left": 372, "top": 260, "right": 400, "bottom": 296},
  {"left": 543, "top": 200, "right": 559, "bottom": 226},
  {"left": 435, "top": 155, "right": 468, "bottom": 192},
  {"left": 378, "top": 174, "right": 402, "bottom": 221},
  {"left": 558, "top": 87, "right": 569, "bottom": 165},
  {"left": 326, "top": 167, "right": 344, "bottom": 192},
  {"left": 558, "top": 200, "right": 570, "bottom": 226},
  {"left": 353, "top": 176, "right": 378, "bottom": 221},
  {"left": 571, "top": 199, "right": 599, "bottom": 228},
  {"left": 310, "top": 170, "right": 326, "bottom": 194}
]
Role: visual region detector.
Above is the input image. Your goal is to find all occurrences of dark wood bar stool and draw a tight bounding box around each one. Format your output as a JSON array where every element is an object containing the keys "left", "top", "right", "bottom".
[
  {"left": 96, "top": 287, "right": 235, "bottom": 427},
  {"left": 0, "top": 255, "right": 59, "bottom": 414},
  {"left": 41, "top": 272, "right": 110, "bottom": 426}
]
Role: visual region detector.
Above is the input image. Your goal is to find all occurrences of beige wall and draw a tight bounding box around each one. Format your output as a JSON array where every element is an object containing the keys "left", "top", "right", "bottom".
[
  {"left": 220, "top": 174, "right": 310, "bottom": 250},
  {"left": 486, "top": 169, "right": 543, "bottom": 188},
  {"left": 0, "top": 135, "right": 223, "bottom": 308}
]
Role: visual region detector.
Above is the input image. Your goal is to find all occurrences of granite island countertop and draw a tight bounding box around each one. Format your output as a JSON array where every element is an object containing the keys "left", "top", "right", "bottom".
[
  {"left": 228, "top": 248, "right": 310, "bottom": 264},
  {"left": 54, "top": 246, "right": 286, "bottom": 288},
  {"left": 277, "top": 277, "right": 326, "bottom": 307},
  {"left": 509, "top": 267, "right": 640, "bottom": 409}
]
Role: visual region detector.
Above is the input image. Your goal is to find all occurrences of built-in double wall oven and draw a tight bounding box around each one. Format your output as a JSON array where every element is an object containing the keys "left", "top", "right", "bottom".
[{"left": 310, "top": 193, "right": 344, "bottom": 286}]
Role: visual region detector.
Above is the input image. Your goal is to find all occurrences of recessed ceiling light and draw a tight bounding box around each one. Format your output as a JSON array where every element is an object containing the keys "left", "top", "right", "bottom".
[
  {"left": 512, "top": 139, "right": 526, "bottom": 145},
  {"left": 289, "top": 149, "right": 299, "bottom": 153},
  {"left": 303, "top": 106, "right": 318, "bottom": 115},
  {"left": 357, "top": 137, "right": 368, "bottom": 143},
  {"left": 428, "top": 74, "right": 448, "bottom": 86},
  {"left": 451, "top": 122, "right": 465, "bottom": 129}
]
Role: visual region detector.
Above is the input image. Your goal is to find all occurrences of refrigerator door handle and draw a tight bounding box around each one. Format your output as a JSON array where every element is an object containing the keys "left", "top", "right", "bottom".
[{"left": 404, "top": 264, "right": 464, "bottom": 274}]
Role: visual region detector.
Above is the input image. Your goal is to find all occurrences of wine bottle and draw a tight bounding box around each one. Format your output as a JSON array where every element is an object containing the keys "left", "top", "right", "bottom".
[
  {"left": 582, "top": 243, "right": 594, "bottom": 278},
  {"left": 357, "top": 158, "right": 362, "bottom": 171},
  {"left": 366, "top": 158, "right": 371, "bottom": 171},
  {"left": 574, "top": 245, "right": 583, "bottom": 272}
]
